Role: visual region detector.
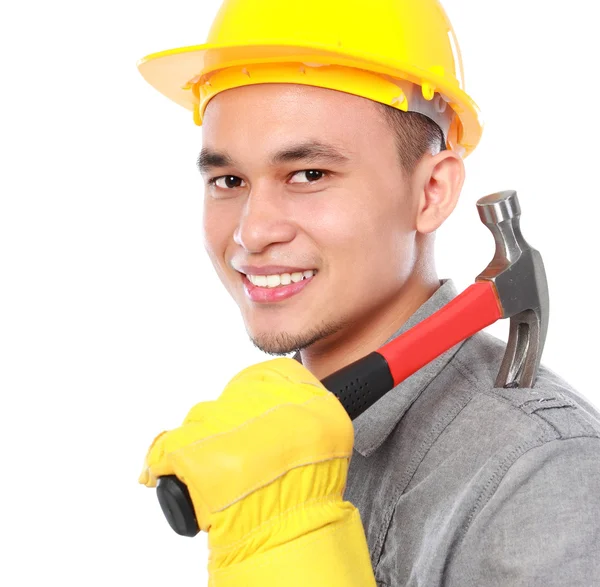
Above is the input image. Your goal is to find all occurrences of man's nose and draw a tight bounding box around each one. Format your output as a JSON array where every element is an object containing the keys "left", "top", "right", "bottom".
[{"left": 233, "top": 189, "right": 297, "bottom": 253}]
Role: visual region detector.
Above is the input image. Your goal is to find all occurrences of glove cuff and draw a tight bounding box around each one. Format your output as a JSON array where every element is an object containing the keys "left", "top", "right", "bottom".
[
  {"left": 207, "top": 459, "right": 349, "bottom": 556},
  {"left": 208, "top": 505, "right": 376, "bottom": 587}
]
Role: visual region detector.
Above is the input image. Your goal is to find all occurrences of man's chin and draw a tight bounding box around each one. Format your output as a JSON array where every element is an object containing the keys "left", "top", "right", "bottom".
[{"left": 248, "top": 320, "right": 345, "bottom": 356}]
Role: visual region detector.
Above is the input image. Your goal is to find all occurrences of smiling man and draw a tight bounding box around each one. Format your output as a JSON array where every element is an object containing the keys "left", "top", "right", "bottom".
[
  {"left": 138, "top": 1, "right": 600, "bottom": 585},
  {"left": 199, "top": 83, "right": 456, "bottom": 380}
]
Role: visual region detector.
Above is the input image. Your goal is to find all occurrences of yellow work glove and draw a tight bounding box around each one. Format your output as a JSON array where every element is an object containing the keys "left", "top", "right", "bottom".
[{"left": 139, "top": 358, "right": 376, "bottom": 586}]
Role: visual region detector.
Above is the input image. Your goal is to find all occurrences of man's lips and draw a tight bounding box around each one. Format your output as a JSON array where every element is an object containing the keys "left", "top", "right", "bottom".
[{"left": 240, "top": 271, "right": 317, "bottom": 303}]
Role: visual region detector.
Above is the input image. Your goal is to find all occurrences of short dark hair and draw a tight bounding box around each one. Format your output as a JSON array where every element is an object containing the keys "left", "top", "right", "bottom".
[{"left": 376, "top": 102, "right": 446, "bottom": 175}]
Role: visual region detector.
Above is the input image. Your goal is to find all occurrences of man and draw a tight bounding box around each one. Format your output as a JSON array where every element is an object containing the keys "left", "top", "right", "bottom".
[{"left": 138, "top": 0, "right": 600, "bottom": 585}]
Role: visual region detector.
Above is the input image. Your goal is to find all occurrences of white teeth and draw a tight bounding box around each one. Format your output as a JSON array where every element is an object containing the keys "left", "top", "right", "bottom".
[
  {"left": 247, "top": 270, "right": 316, "bottom": 288},
  {"left": 266, "top": 274, "right": 281, "bottom": 288}
]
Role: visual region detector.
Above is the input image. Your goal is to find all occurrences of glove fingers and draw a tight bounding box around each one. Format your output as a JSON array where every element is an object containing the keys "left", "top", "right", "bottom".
[
  {"left": 183, "top": 359, "right": 332, "bottom": 432},
  {"left": 221, "top": 359, "right": 328, "bottom": 412},
  {"left": 226, "top": 358, "right": 325, "bottom": 393}
]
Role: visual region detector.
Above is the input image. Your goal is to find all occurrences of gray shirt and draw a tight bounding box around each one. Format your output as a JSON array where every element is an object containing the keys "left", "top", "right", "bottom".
[{"left": 344, "top": 280, "right": 600, "bottom": 586}]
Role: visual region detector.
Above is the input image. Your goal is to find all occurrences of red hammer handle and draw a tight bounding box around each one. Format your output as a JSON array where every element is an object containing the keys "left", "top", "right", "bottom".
[{"left": 380, "top": 281, "right": 502, "bottom": 386}]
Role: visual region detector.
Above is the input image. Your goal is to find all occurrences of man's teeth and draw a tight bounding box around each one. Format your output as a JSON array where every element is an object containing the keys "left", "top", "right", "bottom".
[{"left": 247, "top": 270, "right": 316, "bottom": 288}]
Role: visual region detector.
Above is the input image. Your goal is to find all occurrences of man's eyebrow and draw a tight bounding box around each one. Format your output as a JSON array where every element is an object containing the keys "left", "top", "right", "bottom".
[
  {"left": 269, "top": 141, "right": 351, "bottom": 166},
  {"left": 197, "top": 149, "right": 234, "bottom": 174},
  {"left": 197, "top": 141, "right": 351, "bottom": 174}
]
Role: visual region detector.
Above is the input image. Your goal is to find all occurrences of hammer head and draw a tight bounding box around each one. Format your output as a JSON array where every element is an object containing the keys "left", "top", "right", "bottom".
[{"left": 475, "top": 190, "right": 549, "bottom": 388}]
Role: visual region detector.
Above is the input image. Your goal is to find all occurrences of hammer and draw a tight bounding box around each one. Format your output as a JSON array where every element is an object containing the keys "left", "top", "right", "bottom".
[{"left": 155, "top": 189, "right": 549, "bottom": 537}]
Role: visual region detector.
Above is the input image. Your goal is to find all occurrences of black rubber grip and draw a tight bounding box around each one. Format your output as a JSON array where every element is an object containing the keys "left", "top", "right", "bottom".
[
  {"left": 322, "top": 351, "right": 394, "bottom": 420},
  {"left": 156, "top": 475, "right": 200, "bottom": 537},
  {"left": 156, "top": 351, "right": 394, "bottom": 537}
]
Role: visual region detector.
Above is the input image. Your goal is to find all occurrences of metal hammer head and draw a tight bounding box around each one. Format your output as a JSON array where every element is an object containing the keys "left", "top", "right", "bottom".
[{"left": 475, "top": 190, "right": 549, "bottom": 388}]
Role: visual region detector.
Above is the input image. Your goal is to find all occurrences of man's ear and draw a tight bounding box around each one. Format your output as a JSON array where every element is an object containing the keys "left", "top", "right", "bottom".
[{"left": 413, "top": 150, "right": 465, "bottom": 234}]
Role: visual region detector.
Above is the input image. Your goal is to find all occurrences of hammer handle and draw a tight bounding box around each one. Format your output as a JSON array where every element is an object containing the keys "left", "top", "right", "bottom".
[
  {"left": 322, "top": 281, "right": 502, "bottom": 419},
  {"left": 156, "top": 281, "right": 502, "bottom": 537},
  {"left": 379, "top": 281, "right": 502, "bottom": 385}
]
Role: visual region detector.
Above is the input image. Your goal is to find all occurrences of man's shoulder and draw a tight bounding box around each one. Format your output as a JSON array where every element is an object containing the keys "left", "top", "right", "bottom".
[
  {"left": 451, "top": 331, "right": 600, "bottom": 442},
  {"left": 438, "top": 333, "right": 600, "bottom": 587},
  {"left": 356, "top": 331, "right": 600, "bottom": 586}
]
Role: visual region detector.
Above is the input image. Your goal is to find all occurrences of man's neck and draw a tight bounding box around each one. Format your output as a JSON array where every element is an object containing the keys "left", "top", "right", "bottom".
[{"left": 299, "top": 271, "right": 441, "bottom": 380}]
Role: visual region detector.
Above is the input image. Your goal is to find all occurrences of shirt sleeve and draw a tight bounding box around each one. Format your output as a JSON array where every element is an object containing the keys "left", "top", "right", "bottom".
[{"left": 445, "top": 436, "right": 600, "bottom": 587}]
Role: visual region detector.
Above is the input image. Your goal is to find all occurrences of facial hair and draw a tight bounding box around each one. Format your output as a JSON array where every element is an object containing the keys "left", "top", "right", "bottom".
[{"left": 249, "top": 319, "right": 348, "bottom": 356}]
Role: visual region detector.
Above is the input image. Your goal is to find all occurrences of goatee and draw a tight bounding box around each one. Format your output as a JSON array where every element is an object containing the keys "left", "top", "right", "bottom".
[{"left": 249, "top": 320, "right": 347, "bottom": 355}]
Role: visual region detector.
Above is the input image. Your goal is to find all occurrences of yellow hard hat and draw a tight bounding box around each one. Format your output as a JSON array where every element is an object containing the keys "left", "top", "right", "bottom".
[{"left": 138, "top": 0, "right": 483, "bottom": 157}]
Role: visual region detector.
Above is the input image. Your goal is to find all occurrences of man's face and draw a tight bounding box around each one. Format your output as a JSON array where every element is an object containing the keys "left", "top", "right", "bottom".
[{"left": 201, "top": 84, "right": 419, "bottom": 354}]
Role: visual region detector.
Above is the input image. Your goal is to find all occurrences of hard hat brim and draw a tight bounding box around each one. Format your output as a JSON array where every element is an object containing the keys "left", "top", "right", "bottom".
[{"left": 138, "top": 41, "right": 482, "bottom": 154}]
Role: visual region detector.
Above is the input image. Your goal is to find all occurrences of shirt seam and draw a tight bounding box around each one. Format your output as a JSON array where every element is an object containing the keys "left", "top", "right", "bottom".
[
  {"left": 452, "top": 354, "right": 598, "bottom": 440},
  {"left": 451, "top": 354, "right": 564, "bottom": 437}
]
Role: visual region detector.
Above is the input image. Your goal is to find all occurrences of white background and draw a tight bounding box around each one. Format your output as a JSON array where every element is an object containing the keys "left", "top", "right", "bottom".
[{"left": 1, "top": 0, "right": 598, "bottom": 584}]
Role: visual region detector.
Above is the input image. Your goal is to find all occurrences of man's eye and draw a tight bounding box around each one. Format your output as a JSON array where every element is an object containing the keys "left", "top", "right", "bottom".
[
  {"left": 289, "top": 170, "right": 326, "bottom": 184},
  {"left": 211, "top": 176, "right": 246, "bottom": 189}
]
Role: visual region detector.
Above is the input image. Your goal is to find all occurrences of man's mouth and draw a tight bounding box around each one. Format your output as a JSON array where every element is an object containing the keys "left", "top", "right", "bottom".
[
  {"left": 238, "top": 268, "right": 318, "bottom": 303},
  {"left": 245, "top": 269, "right": 317, "bottom": 288}
]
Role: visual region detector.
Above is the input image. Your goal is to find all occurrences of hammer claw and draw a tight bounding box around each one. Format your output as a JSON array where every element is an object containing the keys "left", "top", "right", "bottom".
[{"left": 496, "top": 309, "right": 542, "bottom": 388}]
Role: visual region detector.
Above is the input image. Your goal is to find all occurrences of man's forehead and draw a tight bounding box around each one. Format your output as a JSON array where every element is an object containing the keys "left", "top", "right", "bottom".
[{"left": 199, "top": 84, "right": 386, "bottom": 167}]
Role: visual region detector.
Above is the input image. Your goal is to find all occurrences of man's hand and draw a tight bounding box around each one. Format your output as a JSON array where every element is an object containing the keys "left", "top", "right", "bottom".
[{"left": 139, "top": 358, "right": 376, "bottom": 586}]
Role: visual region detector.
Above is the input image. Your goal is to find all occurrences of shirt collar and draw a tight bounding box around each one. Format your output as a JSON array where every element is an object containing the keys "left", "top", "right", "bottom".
[{"left": 352, "top": 279, "right": 464, "bottom": 457}]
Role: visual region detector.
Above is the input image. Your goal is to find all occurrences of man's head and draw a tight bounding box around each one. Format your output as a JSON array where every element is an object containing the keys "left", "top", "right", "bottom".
[{"left": 199, "top": 83, "right": 464, "bottom": 356}]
